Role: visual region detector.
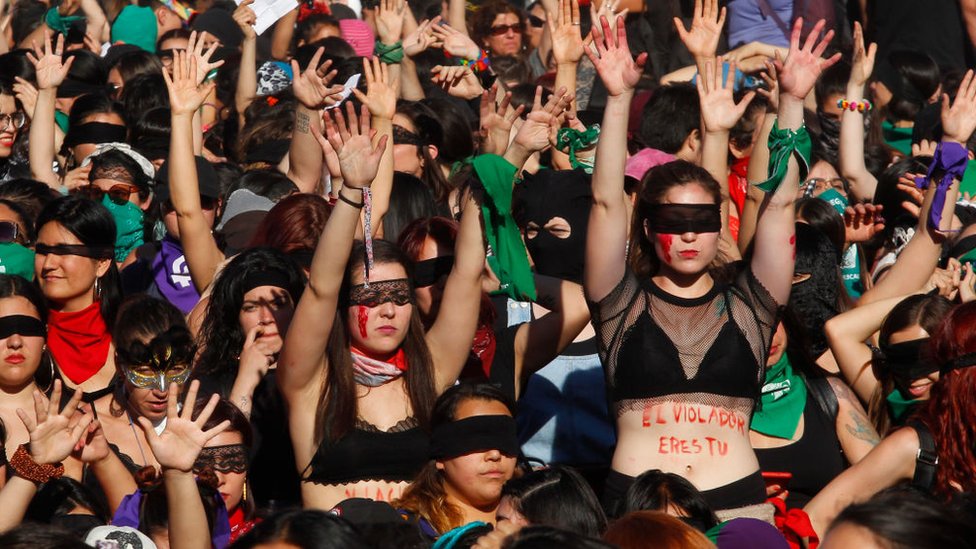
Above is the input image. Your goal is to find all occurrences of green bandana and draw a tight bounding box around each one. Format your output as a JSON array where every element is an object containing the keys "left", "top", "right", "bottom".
[
  {"left": 751, "top": 352, "right": 807, "bottom": 439},
  {"left": 555, "top": 124, "right": 600, "bottom": 174},
  {"left": 472, "top": 154, "right": 536, "bottom": 301},
  {"left": 886, "top": 388, "right": 920, "bottom": 424},
  {"left": 374, "top": 41, "right": 404, "bottom": 64},
  {"left": 101, "top": 195, "right": 144, "bottom": 263},
  {"left": 54, "top": 110, "right": 70, "bottom": 135},
  {"left": 881, "top": 120, "right": 913, "bottom": 156},
  {"left": 110, "top": 5, "right": 159, "bottom": 53},
  {"left": 756, "top": 121, "right": 811, "bottom": 193},
  {"left": 0, "top": 243, "right": 36, "bottom": 281},
  {"left": 44, "top": 7, "right": 85, "bottom": 36}
]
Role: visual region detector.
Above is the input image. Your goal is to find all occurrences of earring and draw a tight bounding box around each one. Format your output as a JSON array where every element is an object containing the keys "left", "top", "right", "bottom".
[
  {"left": 242, "top": 480, "right": 247, "bottom": 503},
  {"left": 94, "top": 278, "right": 102, "bottom": 300}
]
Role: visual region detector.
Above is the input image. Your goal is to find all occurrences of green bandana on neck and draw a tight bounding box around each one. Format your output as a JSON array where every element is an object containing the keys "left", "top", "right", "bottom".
[
  {"left": 886, "top": 388, "right": 920, "bottom": 424},
  {"left": 882, "top": 120, "right": 913, "bottom": 156},
  {"left": 751, "top": 352, "right": 807, "bottom": 439}
]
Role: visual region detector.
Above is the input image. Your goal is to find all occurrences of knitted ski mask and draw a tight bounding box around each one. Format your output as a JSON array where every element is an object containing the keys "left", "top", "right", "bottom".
[
  {"left": 513, "top": 168, "right": 592, "bottom": 283},
  {"left": 789, "top": 223, "right": 842, "bottom": 358}
]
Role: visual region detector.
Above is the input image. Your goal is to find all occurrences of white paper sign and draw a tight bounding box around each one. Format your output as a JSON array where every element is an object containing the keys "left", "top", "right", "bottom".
[{"left": 236, "top": 0, "right": 299, "bottom": 36}]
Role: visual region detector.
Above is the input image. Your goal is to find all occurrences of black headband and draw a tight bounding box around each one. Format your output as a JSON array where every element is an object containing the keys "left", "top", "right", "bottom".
[
  {"left": 240, "top": 270, "right": 292, "bottom": 296},
  {"left": 64, "top": 122, "right": 128, "bottom": 148},
  {"left": 56, "top": 80, "right": 107, "bottom": 99},
  {"left": 429, "top": 415, "right": 519, "bottom": 459},
  {"left": 942, "top": 352, "right": 976, "bottom": 375},
  {"left": 413, "top": 256, "right": 454, "bottom": 287},
  {"left": 0, "top": 315, "right": 46, "bottom": 339},
  {"left": 646, "top": 203, "right": 722, "bottom": 235},
  {"left": 35, "top": 243, "right": 115, "bottom": 260}
]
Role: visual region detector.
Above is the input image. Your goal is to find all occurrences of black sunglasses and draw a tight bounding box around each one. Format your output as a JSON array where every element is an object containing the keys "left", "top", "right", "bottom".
[{"left": 0, "top": 221, "right": 24, "bottom": 245}]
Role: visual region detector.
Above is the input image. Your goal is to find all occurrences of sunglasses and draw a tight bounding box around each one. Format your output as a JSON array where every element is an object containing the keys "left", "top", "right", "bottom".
[
  {"left": 73, "top": 184, "right": 140, "bottom": 205},
  {"left": 0, "top": 221, "right": 24, "bottom": 245},
  {"left": 527, "top": 14, "right": 545, "bottom": 28},
  {"left": 0, "top": 112, "right": 27, "bottom": 131},
  {"left": 490, "top": 23, "right": 523, "bottom": 36}
]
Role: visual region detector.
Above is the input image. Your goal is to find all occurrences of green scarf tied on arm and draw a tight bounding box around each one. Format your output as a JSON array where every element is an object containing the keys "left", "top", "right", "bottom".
[
  {"left": 472, "top": 154, "right": 537, "bottom": 301},
  {"left": 555, "top": 124, "right": 600, "bottom": 174},
  {"left": 756, "top": 120, "right": 812, "bottom": 193}
]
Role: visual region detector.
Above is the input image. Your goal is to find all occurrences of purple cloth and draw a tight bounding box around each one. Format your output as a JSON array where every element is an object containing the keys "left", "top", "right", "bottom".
[
  {"left": 712, "top": 518, "right": 790, "bottom": 549},
  {"left": 113, "top": 488, "right": 231, "bottom": 548},
  {"left": 152, "top": 236, "right": 201, "bottom": 314},
  {"left": 915, "top": 141, "right": 968, "bottom": 232}
]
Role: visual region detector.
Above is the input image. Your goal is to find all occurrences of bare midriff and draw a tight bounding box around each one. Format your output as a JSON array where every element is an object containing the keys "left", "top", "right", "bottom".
[
  {"left": 612, "top": 399, "right": 760, "bottom": 490},
  {"left": 302, "top": 479, "right": 412, "bottom": 510}
]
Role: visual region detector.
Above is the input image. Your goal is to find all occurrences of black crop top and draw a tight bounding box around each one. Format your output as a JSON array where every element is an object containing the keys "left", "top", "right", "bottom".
[
  {"left": 302, "top": 417, "right": 429, "bottom": 485},
  {"left": 590, "top": 263, "right": 779, "bottom": 417}
]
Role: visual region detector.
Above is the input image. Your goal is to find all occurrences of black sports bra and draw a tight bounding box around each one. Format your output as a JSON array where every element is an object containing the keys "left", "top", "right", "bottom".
[{"left": 302, "top": 418, "right": 429, "bottom": 485}]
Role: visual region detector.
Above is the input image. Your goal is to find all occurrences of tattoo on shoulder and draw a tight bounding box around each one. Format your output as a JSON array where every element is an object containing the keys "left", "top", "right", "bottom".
[{"left": 845, "top": 409, "right": 881, "bottom": 446}]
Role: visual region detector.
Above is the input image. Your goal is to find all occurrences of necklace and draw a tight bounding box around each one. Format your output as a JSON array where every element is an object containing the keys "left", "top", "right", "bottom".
[{"left": 127, "top": 411, "right": 149, "bottom": 466}]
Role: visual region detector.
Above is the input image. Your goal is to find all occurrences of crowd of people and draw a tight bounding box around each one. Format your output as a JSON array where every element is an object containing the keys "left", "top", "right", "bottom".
[{"left": 1, "top": 0, "right": 976, "bottom": 546}]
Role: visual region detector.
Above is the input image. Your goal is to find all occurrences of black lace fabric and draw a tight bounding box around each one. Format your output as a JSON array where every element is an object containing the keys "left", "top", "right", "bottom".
[
  {"left": 590, "top": 264, "right": 780, "bottom": 418},
  {"left": 348, "top": 279, "right": 414, "bottom": 307},
  {"left": 354, "top": 416, "right": 420, "bottom": 433},
  {"left": 194, "top": 444, "right": 248, "bottom": 474}
]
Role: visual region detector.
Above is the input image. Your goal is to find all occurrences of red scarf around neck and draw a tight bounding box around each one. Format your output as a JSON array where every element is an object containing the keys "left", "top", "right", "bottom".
[{"left": 48, "top": 302, "right": 112, "bottom": 384}]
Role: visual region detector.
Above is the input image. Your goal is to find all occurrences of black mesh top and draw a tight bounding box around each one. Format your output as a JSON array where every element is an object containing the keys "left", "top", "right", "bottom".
[{"left": 590, "top": 262, "right": 780, "bottom": 418}]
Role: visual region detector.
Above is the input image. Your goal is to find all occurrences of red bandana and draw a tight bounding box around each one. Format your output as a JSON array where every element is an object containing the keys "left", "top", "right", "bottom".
[
  {"left": 48, "top": 302, "right": 112, "bottom": 384},
  {"left": 229, "top": 506, "right": 258, "bottom": 543}
]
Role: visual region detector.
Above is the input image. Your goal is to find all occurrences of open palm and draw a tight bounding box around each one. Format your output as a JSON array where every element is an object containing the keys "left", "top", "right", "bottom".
[
  {"left": 549, "top": 0, "right": 584, "bottom": 65},
  {"left": 353, "top": 57, "right": 397, "bottom": 120},
  {"left": 776, "top": 18, "right": 840, "bottom": 100},
  {"left": 674, "top": 0, "right": 725, "bottom": 59},
  {"left": 586, "top": 16, "right": 646, "bottom": 97},
  {"left": 28, "top": 33, "right": 74, "bottom": 90},
  {"left": 18, "top": 380, "right": 92, "bottom": 465},
  {"left": 138, "top": 381, "right": 230, "bottom": 473}
]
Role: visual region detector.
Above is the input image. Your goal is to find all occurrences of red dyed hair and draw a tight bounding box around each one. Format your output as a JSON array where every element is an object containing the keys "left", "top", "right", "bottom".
[
  {"left": 397, "top": 216, "right": 459, "bottom": 263},
  {"left": 248, "top": 193, "right": 331, "bottom": 255},
  {"left": 918, "top": 301, "right": 976, "bottom": 497}
]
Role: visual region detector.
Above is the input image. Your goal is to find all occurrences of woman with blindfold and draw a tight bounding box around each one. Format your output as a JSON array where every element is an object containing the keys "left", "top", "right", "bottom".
[
  {"left": 584, "top": 19, "right": 835, "bottom": 520},
  {"left": 395, "top": 383, "right": 520, "bottom": 536},
  {"left": 806, "top": 301, "right": 976, "bottom": 537},
  {"left": 279, "top": 97, "right": 485, "bottom": 510}
]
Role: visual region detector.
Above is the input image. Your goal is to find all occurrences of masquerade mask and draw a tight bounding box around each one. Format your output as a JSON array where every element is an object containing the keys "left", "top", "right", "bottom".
[
  {"left": 35, "top": 243, "right": 115, "bottom": 260},
  {"left": 0, "top": 315, "right": 46, "bottom": 339},
  {"left": 876, "top": 337, "right": 937, "bottom": 385},
  {"left": 348, "top": 278, "right": 413, "bottom": 307},
  {"left": 413, "top": 256, "right": 454, "bottom": 287},
  {"left": 393, "top": 125, "right": 425, "bottom": 147},
  {"left": 646, "top": 204, "right": 721, "bottom": 234},
  {"left": 429, "top": 414, "right": 519, "bottom": 459},
  {"left": 193, "top": 443, "right": 248, "bottom": 474},
  {"left": 118, "top": 326, "right": 195, "bottom": 392}
]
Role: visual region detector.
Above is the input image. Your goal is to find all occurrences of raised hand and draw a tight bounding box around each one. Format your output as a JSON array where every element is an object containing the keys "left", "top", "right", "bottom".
[
  {"left": 697, "top": 56, "right": 755, "bottom": 133},
  {"left": 941, "top": 69, "right": 976, "bottom": 144},
  {"left": 237, "top": 324, "right": 276, "bottom": 388},
  {"left": 376, "top": 0, "right": 407, "bottom": 45},
  {"left": 353, "top": 57, "right": 397, "bottom": 120},
  {"left": 73, "top": 419, "right": 110, "bottom": 464},
  {"left": 896, "top": 172, "right": 926, "bottom": 218},
  {"left": 233, "top": 0, "right": 258, "bottom": 40},
  {"left": 848, "top": 21, "right": 876, "bottom": 89},
  {"left": 775, "top": 18, "right": 841, "bottom": 101},
  {"left": 912, "top": 139, "right": 938, "bottom": 158},
  {"left": 549, "top": 0, "right": 584, "bottom": 66},
  {"left": 27, "top": 33, "right": 75, "bottom": 90},
  {"left": 480, "top": 84, "right": 525, "bottom": 155},
  {"left": 843, "top": 203, "right": 885, "bottom": 243},
  {"left": 674, "top": 0, "right": 725, "bottom": 60},
  {"left": 512, "top": 86, "right": 571, "bottom": 153},
  {"left": 313, "top": 113, "right": 344, "bottom": 186},
  {"left": 317, "top": 102, "right": 388, "bottom": 188},
  {"left": 17, "top": 380, "right": 93, "bottom": 465},
  {"left": 431, "top": 23, "right": 481, "bottom": 61},
  {"left": 404, "top": 16, "right": 440, "bottom": 57},
  {"left": 431, "top": 65, "right": 485, "bottom": 99},
  {"left": 588, "top": 0, "right": 627, "bottom": 39},
  {"left": 13, "top": 77, "right": 37, "bottom": 119},
  {"left": 586, "top": 16, "right": 647, "bottom": 97},
  {"left": 185, "top": 30, "right": 224, "bottom": 85},
  {"left": 290, "top": 47, "right": 344, "bottom": 109},
  {"left": 756, "top": 59, "right": 780, "bottom": 112},
  {"left": 162, "top": 50, "right": 216, "bottom": 116},
  {"left": 137, "top": 380, "right": 230, "bottom": 473}
]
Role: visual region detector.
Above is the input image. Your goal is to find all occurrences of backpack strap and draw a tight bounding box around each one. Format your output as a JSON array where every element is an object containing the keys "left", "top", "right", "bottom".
[
  {"left": 805, "top": 375, "right": 839, "bottom": 422},
  {"left": 906, "top": 419, "right": 939, "bottom": 491}
]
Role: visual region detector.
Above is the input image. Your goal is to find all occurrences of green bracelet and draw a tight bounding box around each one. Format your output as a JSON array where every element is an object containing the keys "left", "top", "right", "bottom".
[
  {"left": 374, "top": 41, "right": 404, "bottom": 64},
  {"left": 755, "top": 120, "right": 811, "bottom": 193}
]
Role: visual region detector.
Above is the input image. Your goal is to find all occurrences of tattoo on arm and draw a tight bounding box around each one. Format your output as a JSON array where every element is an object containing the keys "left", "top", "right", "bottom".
[
  {"left": 296, "top": 111, "right": 311, "bottom": 134},
  {"left": 845, "top": 409, "right": 881, "bottom": 446}
]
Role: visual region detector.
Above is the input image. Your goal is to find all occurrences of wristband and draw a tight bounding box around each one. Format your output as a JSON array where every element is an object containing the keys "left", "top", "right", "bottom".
[
  {"left": 460, "top": 50, "right": 491, "bottom": 72},
  {"left": 337, "top": 188, "right": 364, "bottom": 208},
  {"left": 375, "top": 41, "right": 404, "bottom": 64},
  {"left": 9, "top": 444, "right": 64, "bottom": 484},
  {"left": 837, "top": 99, "right": 873, "bottom": 113}
]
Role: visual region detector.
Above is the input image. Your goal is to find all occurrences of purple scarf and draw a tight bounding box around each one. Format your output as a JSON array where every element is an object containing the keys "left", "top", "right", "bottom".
[
  {"left": 153, "top": 236, "right": 201, "bottom": 314},
  {"left": 916, "top": 141, "right": 969, "bottom": 232},
  {"left": 113, "top": 488, "right": 231, "bottom": 548}
]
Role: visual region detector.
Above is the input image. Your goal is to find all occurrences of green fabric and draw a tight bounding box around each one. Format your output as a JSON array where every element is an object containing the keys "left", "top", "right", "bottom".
[
  {"left": 0, "top": 243, "right": 35, "bottom": 281},
  {"left": 841, "top": 245, "right": 863, "bottom": 298},
  {"left": 111, "top": 6, "right": 158, "bottom": 53},
  {"left": 374, "top": 41, "right": 404, "bottom": 64},
  {"left": 960, "top": 245, "right": 976, "bottom": 266},
  {"left": 751, "top": 352, "right": 807, "bottom": 439},
  {"left": 817, "top": 187, "right": 847, "bottom": 215},
  {"left": 449, "top": 156, "right": 475, "bottom": 179},
  {"left": 472, "top": 154, "right": 536, "bottom": 301},
  {"left": 54, "top": 110, "right": 70, "bottom": 135},
  {"left": 101, "top": 195, "right": 144, "bottom": 263},
  {"left": 756, "top": 121, "right": 811, "bottom": 193},
  {"left": 960, "top": 159, "right": 976, "bottom": 197},
  {"left": 45, "top": 7, "right": 84, "bottom": 36},
  {"left": 881, "top": 120, "right": 913, "bottom": 156},
  {"left": 555, "top": 124, "right": 600, "bottom": 174},
  {"left": 886, "top": 388, "right": 919, "bottom": 424}
]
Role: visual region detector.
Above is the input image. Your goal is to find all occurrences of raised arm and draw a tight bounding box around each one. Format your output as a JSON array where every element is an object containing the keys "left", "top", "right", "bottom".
[
  {"left": 751, "top": 18, "right": 839, "bottom": 305},
  {"left": 549, "top": 0, "right": 584, "bottom": 117},
  {"left": 673, "top": 0, "right": 725, "bottom": 74},
  {"left": 738, "top": 64, "right": 778, "bottom": 252},
  {"left": 278, "top": 104, "right": 388, "bottom": 399},
  {"left": 353, "top": 58, "right": 397, "bottom": 237},
  {"left": 76, "top": 419, "right": 136, "bottom": 513},
  {"left": 164, "top": 43, "right": 226, "bottom": 293},
  {"left": 504, "top": 86, "right": 570, "bottom": 172},
  {"left": 26, "top": 33, "right": 73, "bottom": 190},
  {"left": 271, "top": 8, "right": 299, "bottom": 60},
  {"left": 425, "top": 192, "right": 487, "bottom": 393},
  {"left": 137, "top": 382, "right": 230, "bottom": 549},
  {"left": 839, "top": 22, "right": 878, "bottom": 203},
  {"left": 288, "top": 48, "right": 344, "bottom": 194},
  {"left": 583, "top": 16, "right": 647, "bottom": 301},
  {"left": 233, "top": 0, "right": 258, "bottom": 127}
]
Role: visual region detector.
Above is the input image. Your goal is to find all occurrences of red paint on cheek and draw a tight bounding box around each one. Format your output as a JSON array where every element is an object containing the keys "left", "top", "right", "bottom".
[
  {"left": 658, "top": 234, "right": 673, "bottom": 264},
  {"left": 357, "top": 306, "right": 369, "bottom": 339}
]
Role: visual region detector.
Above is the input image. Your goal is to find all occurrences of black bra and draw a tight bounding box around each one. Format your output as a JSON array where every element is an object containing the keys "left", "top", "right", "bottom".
[{"left": 302, "top": 418, "right": 429, "bottom": 485}]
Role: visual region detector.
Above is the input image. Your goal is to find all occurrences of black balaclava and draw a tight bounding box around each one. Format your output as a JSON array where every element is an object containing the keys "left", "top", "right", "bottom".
[
  {"left": 790, "top": 223, "right": 841, "bottom": 358},
  {"left": 513, "top": 168, "right": 592, "bottom": 283}
]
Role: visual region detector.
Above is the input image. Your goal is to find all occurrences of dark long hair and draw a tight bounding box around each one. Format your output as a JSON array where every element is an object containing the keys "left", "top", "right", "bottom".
[
  {"left": 395, "top": 101, "right": 453, "bottom": 207},
  {"left": 316, "top": 240, "right": 436, "bottom": 444},
  {"left": 501, "top": 466, "right": 608, "bottom": 536},
  {"left": 231, "top": 510, "right": 370, "bottom": 549},
  {"left": 35, "top": 196, "right": 121, "bottom": 329},
  {"left": 622, "top": 469, "right": 719, "bottom": 531},
  {"left": 195, "top": 247, "right": 305, "bottom": 378}
]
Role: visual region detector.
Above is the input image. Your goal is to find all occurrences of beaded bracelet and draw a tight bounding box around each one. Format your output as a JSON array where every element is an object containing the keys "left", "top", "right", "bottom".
[
  {"left": 9, "top": 444, "right": 64, "bottom": 484},
  {"left": 837, "top": 99, "right": 873, "bottom": 113},
  {"left": 460, "top": 50, "right": 491, "bottom": 72}
]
